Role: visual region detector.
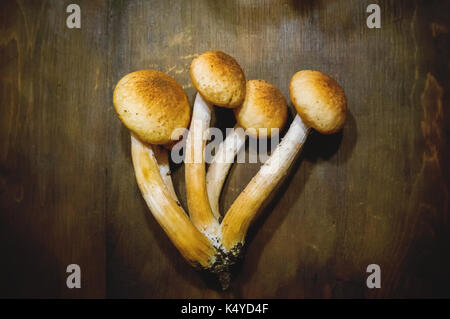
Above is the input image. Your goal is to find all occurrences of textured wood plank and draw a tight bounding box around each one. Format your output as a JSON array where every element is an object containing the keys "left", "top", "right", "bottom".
[
  {"left": 105, "top": 0, "right": 450, "bottom": 298},
  {"left": 0, "top": 0, "right": 449, "bottom": 298},
  {"left": 0, "top": 0, "right": 108, "bottom": 297}
]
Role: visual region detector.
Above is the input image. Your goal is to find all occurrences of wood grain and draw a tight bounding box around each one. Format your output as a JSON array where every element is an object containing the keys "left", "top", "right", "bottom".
[{"left": 0, "top": 0, "right": 449, "bottom": 298}]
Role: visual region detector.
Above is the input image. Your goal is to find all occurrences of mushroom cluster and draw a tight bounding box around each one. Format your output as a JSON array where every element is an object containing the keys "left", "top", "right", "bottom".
[{"left": 113, "top": 51, "right": 347, "bottom": 289}]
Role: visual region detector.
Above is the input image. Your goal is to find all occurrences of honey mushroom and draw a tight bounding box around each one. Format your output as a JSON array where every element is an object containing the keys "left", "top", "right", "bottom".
[
  {"left": 220, "top": 70, "right": 347, "bottom": 254},
  {"left": 112, "top": 67, "right": 347, "bottom": 289},
  {"left": 186, "top": 51, "right": 246, "bottom": 236},
  {"left": 113, "top": 70, "right": 217, "bottom": 269},
  {"left": 206, "top": 80, "right": 288, "bottom": 219}
]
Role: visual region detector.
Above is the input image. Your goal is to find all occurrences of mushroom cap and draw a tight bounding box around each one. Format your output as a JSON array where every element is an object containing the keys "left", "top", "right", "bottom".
[
  {"left": 113, "top": 70, "right": 191, "bottom": 145},
  {"left": 234, "top": 80, "right": 288, "bottom": 138},
  {"left": 190, "top": 51, "right": 246, "bottom": 108},
  {"left": 290, "top": 70, "right": 347, "bottom": 134}
]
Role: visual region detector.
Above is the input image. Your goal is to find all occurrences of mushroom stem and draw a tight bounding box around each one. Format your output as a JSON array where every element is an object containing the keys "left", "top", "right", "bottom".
[
  {"left": 185, "top": 93, "right": 220, "bottom": 235},
  {"left": 220, "top": 115, "right": 310, "bottom": 251},
  {"left": 131, "top": 134, "right": 217, "bottom": 268},
  {"left": 153, "top": 145, "right": 179, "bottom": 204},
  {"left": 206, "top": 124, "right": 247, "bottom": 220}
]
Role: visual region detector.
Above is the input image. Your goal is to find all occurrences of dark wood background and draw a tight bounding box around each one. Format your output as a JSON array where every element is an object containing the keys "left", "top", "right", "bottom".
[{"left": 0, "top": 0, "right": 449, "bottom": 298}]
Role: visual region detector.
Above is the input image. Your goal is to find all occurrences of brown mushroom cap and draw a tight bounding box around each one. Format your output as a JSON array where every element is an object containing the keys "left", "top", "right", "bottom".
[
  {"left": 190, "top": 51, "right": 246, "bottom": 108},
  {"left": 289, "top": 70, "right": 347, "bottom": 134},
  {"left": 234, "top": 80, "right": 288, "bottom": 138},
  {"left": 113, "top": 70, "right": 191, "bottom": 145}
]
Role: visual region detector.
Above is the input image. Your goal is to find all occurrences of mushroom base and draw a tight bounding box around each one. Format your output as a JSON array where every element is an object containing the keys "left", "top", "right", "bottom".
[{"left": 204, "top": 243, "right": 244, "bottom": 290}]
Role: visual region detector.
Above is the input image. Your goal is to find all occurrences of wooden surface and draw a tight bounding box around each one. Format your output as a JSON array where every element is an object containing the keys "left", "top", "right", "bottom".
[{"left": 0, "top": 0, "right": 449, "bottom": 298}]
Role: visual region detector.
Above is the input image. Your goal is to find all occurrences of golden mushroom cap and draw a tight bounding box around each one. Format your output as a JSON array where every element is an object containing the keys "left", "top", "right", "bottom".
[
  {"left": 234, "top": 80, "right": 288, "bottom": 138},
  {"left": 289, "top": 70, "right": 347, "bottom": 134},
  {"left": 113, "top": 70, "right": 191, "bottom": 145},
  {"left": 190, "top": 51, "right": 246, "bottom": 108}
]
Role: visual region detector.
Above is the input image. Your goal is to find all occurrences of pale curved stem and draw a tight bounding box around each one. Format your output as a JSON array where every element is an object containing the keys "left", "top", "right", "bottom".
[
  {"left": 220, "top": 115, "right": 310, "bottom": 251},
  {"left": 153, "top": 146, "right": 179, "bottom": 204},
  {"left": 206, "top": 124, "right": 247, "bottom": 219},
  {"left": 185, "top": 93, "right": 220, "bottom": 235},
  {"left": 131, "top": 135, "right": 217, "bottom": 268}
]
